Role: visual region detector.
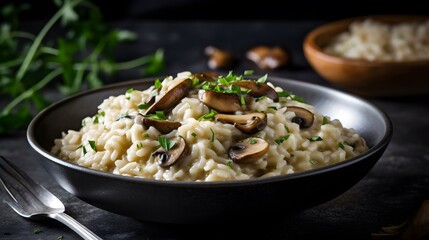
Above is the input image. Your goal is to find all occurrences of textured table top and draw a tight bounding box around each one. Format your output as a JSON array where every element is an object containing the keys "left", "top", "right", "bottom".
[{"left": 1, "top": 21, "right": 429, "bottom": 240}]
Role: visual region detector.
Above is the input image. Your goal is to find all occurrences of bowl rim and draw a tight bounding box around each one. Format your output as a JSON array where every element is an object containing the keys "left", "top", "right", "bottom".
[
  {"left": 304, "top": 14, "right": 429, "bottom": 66},
  {"left": 27, "top": 76, "right": 393, "bottom": 188}
]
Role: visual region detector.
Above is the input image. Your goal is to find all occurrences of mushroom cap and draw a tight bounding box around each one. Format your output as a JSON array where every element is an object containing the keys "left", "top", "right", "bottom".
[
  {"left": 198, "top": 90, "right": 249, "bottom": 113},
  {"left": 229, "top": 137, "right": 269, "bottom": 164},
  {"left": 142, "top": 118, "right": 181, "bottom": 134},
  {"left": 235, "top": 80, "right": 279, "bottom": 102},
  {"left": 287, "top": 106, "right": 314, "bottom": 128},
  {"left": 152, "top": 136, "right": 188, "bottom": 168},
  {"left": 214, "top": 112, "right": 267, "bottom": 134},
  {"left": 145, "top": 78, "right": 193, "bottom": 115},
  {"left": 193, "top": 72, "right": 219, "bottom": 82}
]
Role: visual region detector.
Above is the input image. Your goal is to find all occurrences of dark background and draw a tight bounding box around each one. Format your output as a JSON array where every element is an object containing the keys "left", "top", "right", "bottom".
[{"left": 3, "top": 0, "right": 428, "bottom": 21}]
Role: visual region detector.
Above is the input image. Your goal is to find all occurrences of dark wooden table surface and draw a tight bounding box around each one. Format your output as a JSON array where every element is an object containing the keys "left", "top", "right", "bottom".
[{"left": 1, "top": 20, "right": 429, "bottom": 240}]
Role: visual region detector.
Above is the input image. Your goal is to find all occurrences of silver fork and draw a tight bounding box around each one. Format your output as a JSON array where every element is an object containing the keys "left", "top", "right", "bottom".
[{"left": 0, "top": 155, "right": 102, "bottom": 240}]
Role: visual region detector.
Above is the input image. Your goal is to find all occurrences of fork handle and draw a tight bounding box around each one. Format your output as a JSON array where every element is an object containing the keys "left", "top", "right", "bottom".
[{"left": 48, "top": 212, "right": 103, "bottom": 240}]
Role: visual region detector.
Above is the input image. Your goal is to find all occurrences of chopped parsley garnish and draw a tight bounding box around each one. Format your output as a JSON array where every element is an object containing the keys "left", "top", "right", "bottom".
[
  {"left": 126, "top": 88, "right": 134, "bottom": 94},
  {"left": 256, "top": 74, "right": 268, "bottom": 83},
  {"left": 322, "top": 116, "right": 329, "bottom": 125},
  {"left": 138, "top": 103, "right": 150, "bottom": 110},
  {"left": 34, "top": 228, "right": 41, "bottom": 234},
  {"left": 81, "top": 119, "right": 86, "bottom": 127},
  {"left": 244, "top": 70, "right": 254, "bottom": 75},
  {"left": 198, "top": 109, "right": 218, "bottom": 121},
  {"left": 137, "top": 166, "right": 143, "bottom": 172},
  {"left": 240, "top": 95, "right": 246, "bottom": 105},
  {"left": 226, "top": 160, "right": 234, "bottom": 169},
  {"left": 143, "top": 132, "right": 150, "bottom": 138},
  {"left": 277, "top": 91, "right": 291, "bottom": 98},
  {"left": 192, "top": 77, "right": 200, "bottom": 86},
  {"left": 309, "top": 159, "right": 317, "bottom": 165},
  {"left": 57, "top": 236, "right": 64, "bottom": 240},
  {"left": 154, "top": 79, "right": 162, "bottom": 89},
  {"left": 137, "top": 142, "right": 143, "bottom": 149},
  {"left": 99, "top": 111, "right": 105, "bottom": 117},
  {"left": 308, "top": 136, "right": 323, "bottom": 142},
  {"left": 275, "top": 135, "right": 290, "bottom": 144},
  {"left": 82, "top": 146, "right": 87, "bottom": 155},
  {"left": 146, "top": 111, "right": 166, "bottom": 120},
  {"left": 210, "top": 128, "right": 215, "bottom": 142},
  {"left": 158, "top": 136, "right": 176, "bottom": 151},
  {"left": 255, "top": 96, "right": 267, "bottom": 102},
  {"left": 292, "top": 95, "right": 306, "bottom": 103},
  {"left": 247, "top": 138, "right": 257, "bottom": 144},
  {"left": 116, "top": 111, "right": 131, "bottom": 121},
  {"left": 338, "top": 142, "right": 345, "bottom": 149},
  {"left": 88, "top": 140, "right": 97, "bottom": 152},
  {"left": 268, "top": 106, "right": 277, "bottom": 110},
  {"left": 276, "top": 91, "right": 306, "bottom": 103},
  {"left": 191, "top": 132, "right": 197, "bottom": 137},
  {"left": 93, "top": 116, "right": 99, "bottom": 124}
]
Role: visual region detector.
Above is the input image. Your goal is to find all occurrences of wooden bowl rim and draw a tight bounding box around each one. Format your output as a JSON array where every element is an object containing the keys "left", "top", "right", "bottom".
[{"left": 304, "top": 15, "right": 429, "bottom": 67}]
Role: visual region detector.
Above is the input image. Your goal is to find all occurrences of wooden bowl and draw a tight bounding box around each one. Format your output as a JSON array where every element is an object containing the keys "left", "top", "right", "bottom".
[{"left": 303, "top": 15, "right": 429, "bottom": 97}]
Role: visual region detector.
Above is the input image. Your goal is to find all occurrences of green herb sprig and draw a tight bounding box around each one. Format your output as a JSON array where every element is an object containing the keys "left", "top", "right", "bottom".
[{"left": 0, "top": 1, "right": 165, "bottom": 133}]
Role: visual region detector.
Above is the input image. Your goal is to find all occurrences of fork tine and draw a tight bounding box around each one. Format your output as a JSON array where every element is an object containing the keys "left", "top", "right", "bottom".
[
  {"left": 0, "top": 156, "right": 63, "bottom": 210},
  {"left": 0, "top": 159, "right": 45, "bottom": 216}
]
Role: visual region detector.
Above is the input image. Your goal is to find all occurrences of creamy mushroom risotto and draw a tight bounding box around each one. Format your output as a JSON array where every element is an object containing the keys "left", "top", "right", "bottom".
[{"left": 52, "top": 71, "right": 368, "bottom": 181}]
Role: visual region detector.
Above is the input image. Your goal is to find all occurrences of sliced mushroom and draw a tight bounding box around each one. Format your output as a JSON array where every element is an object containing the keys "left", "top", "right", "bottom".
[
  {"left": 235, "top": 80, "right": 279, "bottom": 102},
  {"left": 214, "top": 113, "right": 267, "bottom": 134},
  {"left": 247, "top": 46, "right": 290, "bottom": 70},
  {"left": 229, "top": 137, "right": 269, "bottom": 163},
  {"left": 145, "top": 78, "right": 193, "bottom": 114},
  {"left": 205, "top": 46, "right": 235, "bottom": 70},
  {"left": 152, "top": 137, "right": 188, "bottom": 167},
  {"left": 142, "top": 118, "right": 181, "bottom": 134},
  {"left": 193, "top": 72, "right": 219, "bottom": 82},
  {"left": 198, "top": 90, "right": 250, "bottom": 113},
  {"left": 287, "top": 106, "right": 314, "bottom": 128}
]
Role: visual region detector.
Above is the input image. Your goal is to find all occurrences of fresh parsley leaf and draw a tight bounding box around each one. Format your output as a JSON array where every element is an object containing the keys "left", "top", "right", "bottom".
[
  {"left": 247, "top": 138, "right": 257, "bottom": 144},
  {"left": 116, "top": 111, "right": 131, "bottom": 121},
  {"left": 158, "top": 136, "right": 176, "bottom": 151},
  {"left": 88, "top": 140, "right": 97, "bottom": 152},
  {"left": 322, "top": 116, "right": 329, "bottom": 125},
  {"left": 277, "top": 91, "right": 291, "bottom": 98},
  {"left": 338, "top": 142, "right": 345, "bottom": 149},
  {"left": 126, "top": 88, "right": 134, "bottom": 94},
  {"left": 255, "top": 96, "right": 267, "bottom": 102},
  {"left": 292, "top": 95, "right": 306, "bottom": 103},
  {"left": 268, "top": 106, "right": 277, "bottom": 110},
  {"left": 137, "top": 142, "right": 143, "bottom": 149},
  {"left": 82, "top": 146, "right": 87, "bottom": 155},
  {"left": 143, "top": 132, "right": 150, "bottom": 138},
  {"left": 99, "top": 111, "right": 105, "bottom": 117},
  {"left": 154, "top": 79, "right": 162, "bottom": 89},
  {"left": 275, "top": 135, "right": 290, "bottom": 144},
  {"left": 146, "top": 111, "right": 165, "bottom": 120},
  {"left": 244, "top": 70, "right": 254, "bottom": 75},
  {"left": 138, "top": 103, "right": 150, "bottom": 110},
  {"left": 226, "top": 160, "right": 233, "bottom": 169},
  {"left": 256, "top": 74, "right": 268, "bottom": 83},
  {"left": 240, "top": 95, "right": 246, "bottom": 105},
  {"left": 308, "top": 136, "right": 323, "bottom": 142},
  {"left": 93, "top": 116, "right": 99, "bottom": 124},
  {"left": 191, "top": 132, "right": 197, "bottom": 137},
  {"left": 198, "top": 109, "right": 217, "bottom": 121}
]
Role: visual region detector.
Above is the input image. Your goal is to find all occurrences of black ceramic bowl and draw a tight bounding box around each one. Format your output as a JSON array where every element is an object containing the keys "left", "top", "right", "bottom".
[{"left": 27, "top": 76, "right": 392, "bottom": 223}]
